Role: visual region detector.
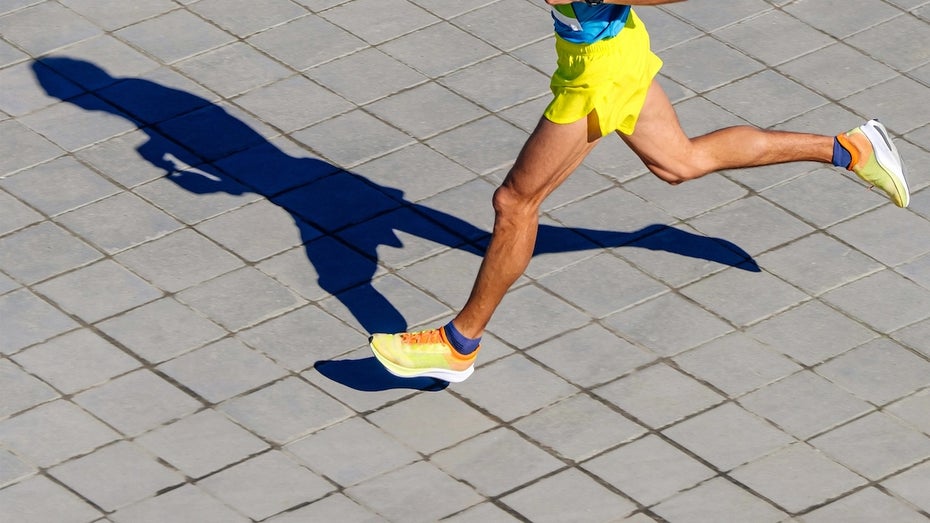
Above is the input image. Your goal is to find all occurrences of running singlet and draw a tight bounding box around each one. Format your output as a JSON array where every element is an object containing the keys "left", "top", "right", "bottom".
[{"left": 550, "top": 4, "right": 631, "bottom": 44}]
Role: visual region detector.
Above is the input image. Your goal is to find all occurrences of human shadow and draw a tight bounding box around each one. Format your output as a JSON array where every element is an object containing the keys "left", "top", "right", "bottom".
[{"left": 33, "top": 57, "right": 758, "bottom": 391}]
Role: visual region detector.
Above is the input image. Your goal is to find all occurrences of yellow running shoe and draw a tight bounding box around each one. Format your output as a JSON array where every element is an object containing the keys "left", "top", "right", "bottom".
[
  {"left": 369, "top": 328, "right": 478, "bottom": 383},
  {"left": 837, "top": 119, "right": 910, "bottom": 208}
]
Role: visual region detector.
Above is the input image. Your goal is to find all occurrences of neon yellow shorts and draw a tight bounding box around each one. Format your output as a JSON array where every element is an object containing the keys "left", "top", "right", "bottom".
[{"left": 544, "top": 9, "right": 663, "bottom": 137}]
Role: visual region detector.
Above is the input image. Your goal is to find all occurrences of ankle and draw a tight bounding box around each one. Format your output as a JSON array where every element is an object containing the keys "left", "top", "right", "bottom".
[{"left": 443, "top": 321, "right": 481, "bottom": 355}]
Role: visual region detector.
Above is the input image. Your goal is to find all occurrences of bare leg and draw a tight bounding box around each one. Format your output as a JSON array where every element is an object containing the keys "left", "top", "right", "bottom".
[
  {"left": 451, "top": 114, "right": 600, "bottom": 339},
  {"left": 622, "top": 81, "right": 834, "bottom": 184}
]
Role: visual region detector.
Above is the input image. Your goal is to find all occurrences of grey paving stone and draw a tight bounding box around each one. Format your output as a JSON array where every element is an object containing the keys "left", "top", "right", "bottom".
[
  {"left": 716, "top": 10, "right": 834, "bottom": 66},
  {"left": 757, "top": 233, "right": 883, "bottom": 296},
  {"left": 442, "top": 502, "right": 521, "bottom": 523},
  {"left": 0, "top": 475, "right": 101, "bottom": 523},
  {"left": 707, "top": 70, "right": 827, "bottom": 129},
  {"left": 777, "top": 43, "right": 898, "bottom": 101},
  {"left": 740, "top": 371, "right": 874, "bottom": 440},
  {"left": 346, "top": 460, "right": 482, "bottom": 522},
  {"left": 431, "top": 427, "right": 563, "bottom": 497},
  {"left": 887, "top": 388, "right": 930, "bottom": 435},
  {"left": 596, "top": 363, "right": 725, "bottom": 429},
  {"left": 73, "top": 130, "right": 171, "bottom": 188},
  {"left": 157, "top": 338, "right": 288, "bottom": 404},
  {"left": 0, "top": 36, "right": 27, "bottom": 65},
  {"left": 12, "top": 329, "right": 139, "bottom": 394},
  {"left": 452, "top": 0, "right": 551, "bottom": 52},
  {"left": 0, "top": 120, "right": 62, "bottom": 176},
  {"left": 368, "top": 392, "right": 496, "bottom": 455},
  {"left": 219, "top": 376, "right": 351, "bottom": 444},
  {"left": 721, "top": 160, "right": 815, "bottom": 193},
  {"left": 0, "top": 221, "right": 102, "bottom": 285},
  {"left": 286, "top": 416, "right": 419, "bottom": 487},
  {"left": 57, "top": 192, "right": 183, "bottom": 254},
  {"left": 57, "top": 0, "right": 177, "bottom": 31},
  {"left": 898, "top": 253, "right": 930, "bottom": 293},
  {"left": 73, "top": 369, "right": 201, "bottom": 436},
  {"left": 115, "top": 229, "right": 243, "bottom": 293},
  {"left": 234, "top": 75, "right": 352, "bottom": 134},
  {"left": 674, "top": 332, "right": 802, "bottom": 398},
  {"left": 355, "top": 143, "right": 477, "bottom": 203},
  {"left": 513, "top": 393, "right": 646, "bottom": 462},
  {"left": 625, "top": 171, "right": 747, "bottom": 221},
  {"left": 662, "top": 402, "right": 795, "bottom": 471},
  {"left": 848, "top": 15, "right": 930, "bottom": 72},
  {"left": 764, "top": 169, "right": 886, "bottom": 228},
  {"left": 784, "top": 0, "right": 902, "bottom": 39},
  {"left": 0, "top": 2, "right": 101, "bottom": 55},
  {"left": 549, "top": 187, "right": 675, "bottom": 237},
  {"left": 651, "top": 476, "right": 785, "bottom": 523},
  {"left": 195, "top": 200, "right": 311, "bottom": 263},
  {"left": 660, "top": 36, "right": 764, "bottom": 93},
  {"left": 688, "top": 197, "right": 814, "bottom": 256},
  {"left": 109, "top": 484, "right": 249, "bottom": 523},
  {"left": 502, "top": 468, "right": 637, "bottom": 522},
  {"left": 0, "top": 188, "right": 42, "bottom": 236},
  {"left": 483, "top": 285, "right": 590, "bottom": 350},
  {"left": 96, "top": 297, "right": 227, "bottom": 364},
  {"left": 49, "top": 441, "right": 184, "bottom": 512},
  {"left": 306, "top": 47, "right": 426, "bottom": 105},
  {"left": 882, "top": 461, "right": 930, "bottom": 513},
  {"left": 0, "top": 61, "right": 81, "bottom": 117},
  {"left": 681, "top": 264, "right": 806, "bottom": 330},
  {"left": 816, "top": 338, "right": 930, "bottom": 406},
  {"left": 427, "top": 116, "right": 527, "bottom": 175},
  {"left": 380, "top": 22, "right": 498, "bottom": 79},
  {"left": 35, "top": 259, "right": 162, "bottom": 323},
  {"left": 746, "top": 300, "right": 878, "bottom": 366},
  {"left": 602, "top": 292, "right": 733, "bottom": 357},
  {"left": 176, "top": 267, "right": 304, "bottom": 331},
  {"left": 176, "top": 43, "right": 292, "bottom": 99},
  {"left": 732, "top": 444, "right": 867, "bottom": 513},
  {"left": 0, "top": 358, "right": 60, "bottom": 418},
  {"left": 291, "top": 109, "right": 415, "bottom": 168},
  {"left": 0, "top": 289, "right": 78, "bottom": 355},
  {"left": 136, "top": 409, "right": 269, "bottom": 478},
  {"left": 238, "top": 305, "right": 364, "bottom": 371},
  {"left": 539, "top": 253, "right": 667, "bottom": 319},
  {"left": 0, "top": 399, "right": 118, "bottom": 468},
  {"left": 528, "top": 324, "right": 656, "bottom": 388},
  {"left": 811, "top": 412, "right": 930, "bottom": 480},
  {"left": 114, "top": 9, "right": 235, "bottom": 64},
  {"left": 329, "top": 0, "right": 443, "bottom": 46},
  {"left": 0, "top": 448, "right": 35, "bottom": 487},
  {"left": 19, "top": 95, "right": 137, "bottom": 152},
  {"left": 822, "top": 269, "right": 930, "bottom": 333},
  {"left": 830, "top": 205, "right": 930, "bottom": 267},
  {"left": 188, "top": 0, "right": 307, "bottom": 37},
  {"left": 583, "top": 434, "right": 715, "bottom": 507},
  {"left": 842, "top": 76, "right": 930, "bottom": 135},
  {"left": 1, "top": 156, "right": 120, "bottom": 217},
  {"left": 442, "top": 55, "right": 548, "bottom": 112},
  {"left": 453, "top": 354, "right": 578, "bottom": 422},
  {"left": 46, "top": 35, "right": 161, "bottom": 88},
  {"left": 801, "top": 486, "right": 928, "bottom": 523},
  {"left": 366, "top": 82, "right": 485, "bottom": 140},
  {"left": 247, "top": 14, "right": 366, "bottom": 71},
  {"left": 267, "top": 493, "right": 386, "bottom": 523},
  {"left": 197, "top": 450, "right": 334, "bottom": 521}
]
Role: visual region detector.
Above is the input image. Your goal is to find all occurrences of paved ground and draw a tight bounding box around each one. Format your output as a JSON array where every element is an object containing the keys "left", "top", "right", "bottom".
[{"left": 2, "top": 0, "right": 930, "bottom": 521}]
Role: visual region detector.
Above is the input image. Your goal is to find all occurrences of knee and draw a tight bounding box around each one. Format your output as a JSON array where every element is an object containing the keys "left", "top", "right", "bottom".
[
  {"left": 492, "top": 183, "right": 540, "bottom": 221},
  {"left": 645, "top": 155, "right": 711, "bottom": 185}
]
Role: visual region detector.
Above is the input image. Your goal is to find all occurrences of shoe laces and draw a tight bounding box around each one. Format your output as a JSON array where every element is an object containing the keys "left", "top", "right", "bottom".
[{"left": 400, "top": 329, "right": 444, "bottom": 346}]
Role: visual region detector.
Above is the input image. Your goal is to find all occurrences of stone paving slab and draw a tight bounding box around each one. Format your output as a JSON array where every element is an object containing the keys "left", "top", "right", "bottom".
[{"left": 1, "top": 1, "right": 929, "bottom": 522}]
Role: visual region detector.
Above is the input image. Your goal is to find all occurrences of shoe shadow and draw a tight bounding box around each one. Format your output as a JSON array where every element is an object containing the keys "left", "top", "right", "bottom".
[{"left": 32, "top": 57, "right": 757, "bottom": 392}]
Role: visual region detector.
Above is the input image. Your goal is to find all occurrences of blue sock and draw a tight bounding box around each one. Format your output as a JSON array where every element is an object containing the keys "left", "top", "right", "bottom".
[
  {"left": 832, "top": 137, "right": 852, "bottom": 169},
  {"left": 443, "top": 321, "right": 480, "bottom": 355}
]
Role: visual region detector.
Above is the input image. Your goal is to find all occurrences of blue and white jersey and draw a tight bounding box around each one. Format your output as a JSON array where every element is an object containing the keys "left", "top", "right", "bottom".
[{"left": 550, "top": 4, "right": 631, "bottom": 44}]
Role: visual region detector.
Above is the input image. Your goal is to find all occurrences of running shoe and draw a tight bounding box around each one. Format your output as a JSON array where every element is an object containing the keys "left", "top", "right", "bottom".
[
  {"left": 369, "top": 328, "right": 478, "bottom": 383},
  {"left": 837, "top": 119, "right": 909, "bottom": 208}
]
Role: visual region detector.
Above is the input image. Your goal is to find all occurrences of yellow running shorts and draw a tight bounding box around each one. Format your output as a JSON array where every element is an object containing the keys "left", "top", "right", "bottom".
[{"left": 544, "top": 9, "right": 663, "bottom": 137}]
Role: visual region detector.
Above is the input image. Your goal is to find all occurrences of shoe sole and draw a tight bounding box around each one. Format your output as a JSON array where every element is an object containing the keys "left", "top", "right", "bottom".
[
  {"left": 369, "top": 342, "right": 474, "bottom": 383},
  {"left": 862, "top": 120, "right": 910, "bottom": 207}
]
